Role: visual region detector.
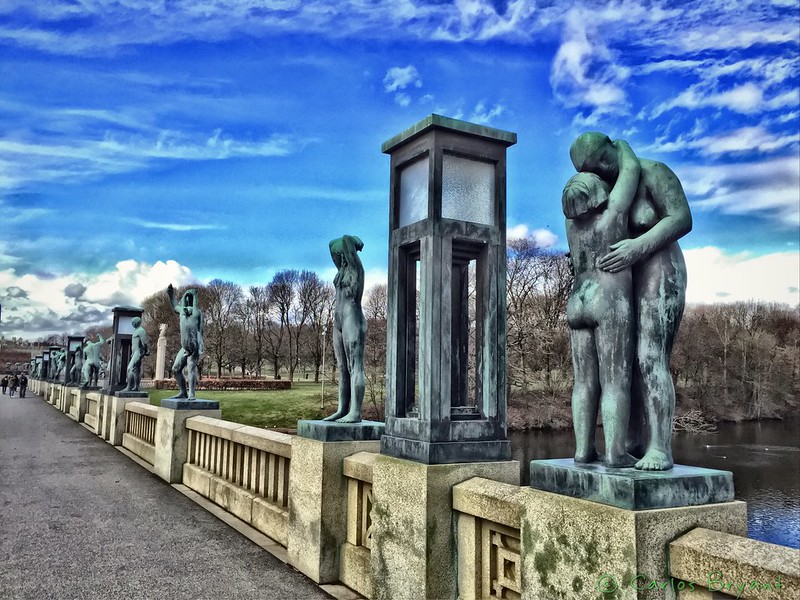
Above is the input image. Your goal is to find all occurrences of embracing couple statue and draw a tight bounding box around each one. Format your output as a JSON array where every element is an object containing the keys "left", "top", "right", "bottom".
[{"left": 563, "top": 133, "right": 692, "bottom": 471}]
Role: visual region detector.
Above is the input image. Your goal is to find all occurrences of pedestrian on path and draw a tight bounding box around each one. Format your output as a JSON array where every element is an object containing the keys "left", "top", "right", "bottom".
[
  {"left": 9, "top": 374, "right": 18, "bottom": 397},
  {"left": 1, "top": 375, "right": 7, "bottom": 395},
  {"left": 19, "top": 373, "right": 27, "bottom": 398}
]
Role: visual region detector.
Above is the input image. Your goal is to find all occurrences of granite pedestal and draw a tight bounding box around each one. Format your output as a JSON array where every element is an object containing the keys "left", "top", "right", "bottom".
[
  {"left": 371, "top": 455, "right": 520, "bottom": 600},
  {"left": 530, "top": 459, "right": 734, "bottom": 510},
  {"left": 154, "top": 399, "right": 221, "bottom": 483},
  {"left": 287, "top": 422, "right": 382, "bottom": 584},
  {"left": 108, "top": 393, "right": 148, "bottom": 446}
]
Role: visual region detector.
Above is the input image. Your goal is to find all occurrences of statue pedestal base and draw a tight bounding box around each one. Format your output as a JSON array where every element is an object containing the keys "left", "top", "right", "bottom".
[
  {"left": 287, "top": 435, "right": 381, "bottom": 583},
  {"left": 154, "top": 400, "right": 221, "bottom": 482},
  {"left": 529, "top": 459, "right": 734, "bottom": 510},
  {"left": 160, "top": 398, "right": 220, "bottom": 410},
  {"left": 113, "top": 390, "right": 149, "bottom": 398},
  {"left": 297, "top": 419, "right": 384, "bottom": 442}
]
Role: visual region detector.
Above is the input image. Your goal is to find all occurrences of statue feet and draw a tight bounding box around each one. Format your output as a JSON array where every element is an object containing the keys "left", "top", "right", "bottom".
[
  {"left": 323, "top": 409, "right": 346, "bottom": 422},
  {"left": 336, "top": 412, "right": 362, "bottom": 424},
  {"left": 604, "top": 452, "right": 638, "bottom": 468},
  {"left": 574, "top": 448, "right": 599, "bottom": 464},
  {"left": 635, "top": 448, "right": 673, "bottom": 471},
  {"left": 168, "top": 393, "right": 188, "bottom": 400}
]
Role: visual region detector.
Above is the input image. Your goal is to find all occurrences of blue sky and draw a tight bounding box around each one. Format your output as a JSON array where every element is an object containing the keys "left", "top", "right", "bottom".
[{"left": 0, "top": 0, "right": 798, "bottom": 339}]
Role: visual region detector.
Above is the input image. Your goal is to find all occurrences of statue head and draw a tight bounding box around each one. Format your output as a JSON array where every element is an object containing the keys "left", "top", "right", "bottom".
[
  {"left": 181, "top": 289, "right": 197, "bottom": 315},
  {"left": 569, "top": 132, "right": 617, "bottom": 180},
  {"left": 562, "top": 172, "right": 610, "bottom": 220},
  {"left": 131, "top": 317, "right": 142, "bottom": 329}
]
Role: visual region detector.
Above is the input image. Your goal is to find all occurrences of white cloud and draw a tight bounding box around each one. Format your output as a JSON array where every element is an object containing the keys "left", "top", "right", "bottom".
[
  {"left": 654, "top": 82, "right": 766, "bottom": 117},
  {"left": 685, "top": 247, "right": 799, "bottom": 306},
  {"left": 470, "top": 101, "right": 506, "bottom": 125},
  {"left": 0, "top": 259, "right": 197, "bottom": 338},
  {"left": 652, "top": 125, "right": 799, "bottom": 156},
  {"left": 127, "top": 218, "right": 227, "bottom": 232},
  {"left": 383, "top": 65, "right": 422, "bottom": 92},
  {"left": 678, "top": 156, "right": 800, "bottom": 226},
  {"left": 507, "top": 224, "right": 559, "bottom": 248},
  {"left": 395, "top": 93, "right": 411, "bottom": 107}
]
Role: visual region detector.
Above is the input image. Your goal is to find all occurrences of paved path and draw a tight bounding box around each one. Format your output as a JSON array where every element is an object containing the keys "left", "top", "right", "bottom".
[{"left": 0, "top": 392, "right": 330, "bottom": 600}]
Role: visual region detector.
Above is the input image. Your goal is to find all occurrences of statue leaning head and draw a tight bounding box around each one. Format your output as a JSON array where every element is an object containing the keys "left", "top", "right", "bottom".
[
  {"left": 569, "top": 132, "right": 615, "bottom": 176},
  {"left": 562, "top": 172, "right": 610, "bottom": 220}
]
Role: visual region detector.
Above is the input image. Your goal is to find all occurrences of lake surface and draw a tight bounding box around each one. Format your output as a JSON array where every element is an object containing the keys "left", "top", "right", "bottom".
[{"left": 509, "top": 418, "right": 800, "bottom": 549}]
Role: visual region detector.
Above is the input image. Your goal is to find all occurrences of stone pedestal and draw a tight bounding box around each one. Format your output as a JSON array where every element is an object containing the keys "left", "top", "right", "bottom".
[
  {"left": 108, "top": 392, "right": 148, "bottom": 446},
  {"left": 530, "top": 459, "right": 735, "bottom": 510},
  {"left": 68, "top": 388, "right": 87, "bottom": 422},
  {"left": 371, "top": 456, "right": 520, "bottom": 600},
  {"left": 520, "top": 489, "right": 747, "bottom": 600},
  {"left": 98, "top": 393, "right": 114, "bottom": 440},
  {"left": 153, "top": 400, "right": 221, "bottom": 483},
  {"left": 287, "top": 432, "right": 381, "bottom": 584},
  {"left": 297, "top": 419, "right": 384, "bottom": 442}
]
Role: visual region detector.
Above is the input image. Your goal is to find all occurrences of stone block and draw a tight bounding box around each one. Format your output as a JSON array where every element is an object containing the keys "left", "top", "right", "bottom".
[
  {"left": 287, "top": 436, "right": 380, "bottom": 583},
  {"left": 183, "top": 463, "right": 212, "bottom": 498},
  {"left": 520, "top": 489, "right": 747, "bottom": 600},
  {"left": 210, "top": 476, "right": 254, "bottom": 524},
  {"left": 252, "top": 497, "right": 289, "bottom": 547},
  {"left": 153, "top": 405, "right": 221, "bottom": 483},
  {"left": 122, "top": 432, "right": 155, "bottom": 465},
  {"left": 298, "top": 419, "right": 385, "bottom": 442},
  {"left": 108, "top": 395, "right": 145, "bottom": 446},
  {"left": 370, "top": 456, "right": 520, "bottom": 600},
  {"left": 161, "top": 398, "right": 219, "bottom": 410},
  {"left": 113, "top": 390, "right": 149, "bottom": 398},
  {"left": 669, "top": 528, "right": 799, "bottom": 600},
  {"left": 530, "top": 459, "right": 735, "bottom": 510},
  {"left": 340, "top": 542, "right": 373, "bottom": 599},
  {"left": 380, "top": 434, "right": 511, "bottom": 464}
]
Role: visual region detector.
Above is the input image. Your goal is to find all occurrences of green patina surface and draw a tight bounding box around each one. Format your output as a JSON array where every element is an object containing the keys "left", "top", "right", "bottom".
[{"left": 381, "top": 113, "right": 517, "bottom": 153}]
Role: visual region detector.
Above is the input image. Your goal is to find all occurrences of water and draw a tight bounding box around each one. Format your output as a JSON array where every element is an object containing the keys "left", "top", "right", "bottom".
[{"left": 510, "top": 418, "right": 800, "bottom": 549}]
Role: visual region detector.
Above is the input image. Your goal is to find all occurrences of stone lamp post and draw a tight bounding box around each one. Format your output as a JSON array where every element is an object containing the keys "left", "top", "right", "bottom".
[
  {"left": 380, "top": 113, "right": 517, "bottom": 464},
  {"left": 104, "top": 306, "right": 143, "bottom": 394}
]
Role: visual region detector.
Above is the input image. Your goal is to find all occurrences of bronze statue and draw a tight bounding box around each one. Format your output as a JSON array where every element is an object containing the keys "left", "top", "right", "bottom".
[
  {"left": 563, "top": 139, "right": 640, "bottom": 468},
  {"left": 81, "top": 335, "right": 105, "bottom": 388},
  {"left": 69, "top": 339, "right": 85, "bottom": 385},
  {"left": 123, "top": 316, "right": 149, "bottom": 392},
  {"left": 167, "top": 285, "right": 204, "bottom": 399},
  {"left": 570, "top": 132, "right": 692, "bottom": 471},
  {"left": 324, "top": 235, "right": 367, "bottom": 423}
]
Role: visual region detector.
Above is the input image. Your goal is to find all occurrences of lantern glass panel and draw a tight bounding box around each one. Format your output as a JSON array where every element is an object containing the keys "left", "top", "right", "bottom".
[
  {"left": 398, "top": 156, "right": 429, "bottom": 228},
  {"left": 441, "top": 154, "right": 495, "bottom": 225},
  {"left": 117, "top": 315, "right": 135, "bottom": 335}
]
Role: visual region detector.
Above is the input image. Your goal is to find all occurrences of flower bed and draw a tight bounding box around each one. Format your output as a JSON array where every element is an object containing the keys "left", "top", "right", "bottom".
[{"left": 152, "top": 378, "right": 292, "bottom": 391}]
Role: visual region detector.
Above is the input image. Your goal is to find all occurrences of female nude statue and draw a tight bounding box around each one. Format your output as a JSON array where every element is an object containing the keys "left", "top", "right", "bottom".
[
  {"left": 323, "top": 235, "right": 367, "bottom": 424},
  {"left": 563, "top": 139, "right": 640, "bottom": 468},
  {"left": 570, "top": 132, "right": 692, "bottom": 471}
]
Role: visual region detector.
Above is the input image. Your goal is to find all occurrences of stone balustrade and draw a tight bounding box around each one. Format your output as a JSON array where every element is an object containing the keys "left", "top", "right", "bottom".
[
  {"left": 122, "top": 402, "right": 158, "bottom": 465},
  {"left": 669, "top": 528, "right": 799, "bottom": 599},
  {"left": 340, "top": 451, "right": 378, "bottom": 598},
  {"left": 22, "top": 379, "right": 800, "bottom": 600},
  {"left": 182, "top": 415, "right": 292, "bottom": 546}
]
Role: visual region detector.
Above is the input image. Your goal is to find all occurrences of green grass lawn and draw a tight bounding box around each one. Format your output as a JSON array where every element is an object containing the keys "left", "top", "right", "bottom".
[{"left": 148, "top": 381, "right": 340, "bottom": 429}]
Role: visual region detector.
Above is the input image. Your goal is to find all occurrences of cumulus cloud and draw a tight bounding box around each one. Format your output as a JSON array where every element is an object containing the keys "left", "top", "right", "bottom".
[
  {"left": 4, "top": 285, "right": 28, "bottom": 298},
  {"left": 63, "top": 282, "right": 87, "bottom": 299},
  {"left": 0, "top": 259, "right": 197, "bottom": 338},
  {"left": 678, "top": 156, "right": 800, "bottom": 226},
  {"left": 507, "top": 224, "right": 559, "bottom": 248},
  {"left": 685, "top": 247, "right": 800, "bottom": 306},
  {"left": 384, "top": 65, "right": 422, "bottom": 107}
]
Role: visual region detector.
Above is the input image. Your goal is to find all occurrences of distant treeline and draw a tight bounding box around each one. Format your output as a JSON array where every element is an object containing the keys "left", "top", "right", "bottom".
[{"left": 21, "top": 236, "right": 799, "bottom": 429}]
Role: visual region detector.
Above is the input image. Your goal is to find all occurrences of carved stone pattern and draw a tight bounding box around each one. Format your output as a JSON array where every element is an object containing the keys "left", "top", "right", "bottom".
[{"left": 481, "top": 520, "right": 521, "bottom": 599}]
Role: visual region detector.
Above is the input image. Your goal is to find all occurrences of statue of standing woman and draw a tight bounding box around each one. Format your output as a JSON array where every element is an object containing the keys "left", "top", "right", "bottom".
[
  {"left": 324, "top": 235, "right": 367, "bottom": 424},
  {"left": 167, "top": 285, "right": 204, "bottom": 399},
  {"left": 569, "top": 132, "right": 692, "bottom": 471}
]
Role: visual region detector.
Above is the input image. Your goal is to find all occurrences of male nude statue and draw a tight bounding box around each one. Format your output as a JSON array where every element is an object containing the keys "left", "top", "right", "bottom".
[
  {"left": 167, "top": 285, "right": 204, "bottom": 399},
  {"left": 563, "top": 140, "right": 640, "bottom": 468},
  {"left": 123, "top": 317, "right": 149, "bottom": 392},
  {"left": 81, "top": 335, "right": 105, "bottom": 388}
]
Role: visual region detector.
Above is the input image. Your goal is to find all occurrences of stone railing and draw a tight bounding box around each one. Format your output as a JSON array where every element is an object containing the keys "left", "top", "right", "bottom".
[
  {"left": 122, "top": 402, "right": 158, "bottom": 465},
  {"left": 183, "top": 416, "right": 292, "bottom": 546},
  {"left": 339, "top": 451, "right": 378, "bottom": 599},
  {"left": 669, "top": 528, "right": 799, "bottom": 599},
  {"left": 84, "top": 392, "right": 103, "bottom": 432},
  {"left": 453, "top": 477, "right": 526, "bottom": 600}
]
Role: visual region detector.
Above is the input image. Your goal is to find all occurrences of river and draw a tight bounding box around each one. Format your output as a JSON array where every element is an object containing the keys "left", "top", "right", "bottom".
[{"left": 509, "top": 418, "right": 800, "bottom": 549}]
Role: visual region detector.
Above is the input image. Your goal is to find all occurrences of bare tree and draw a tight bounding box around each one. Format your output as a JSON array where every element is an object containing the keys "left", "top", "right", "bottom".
[
  {"left": 204, "top": 279, "right": 243, "bottom": 377},
  {"left": 266, "top": 271, "right": 296, "bottom": 379}
]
